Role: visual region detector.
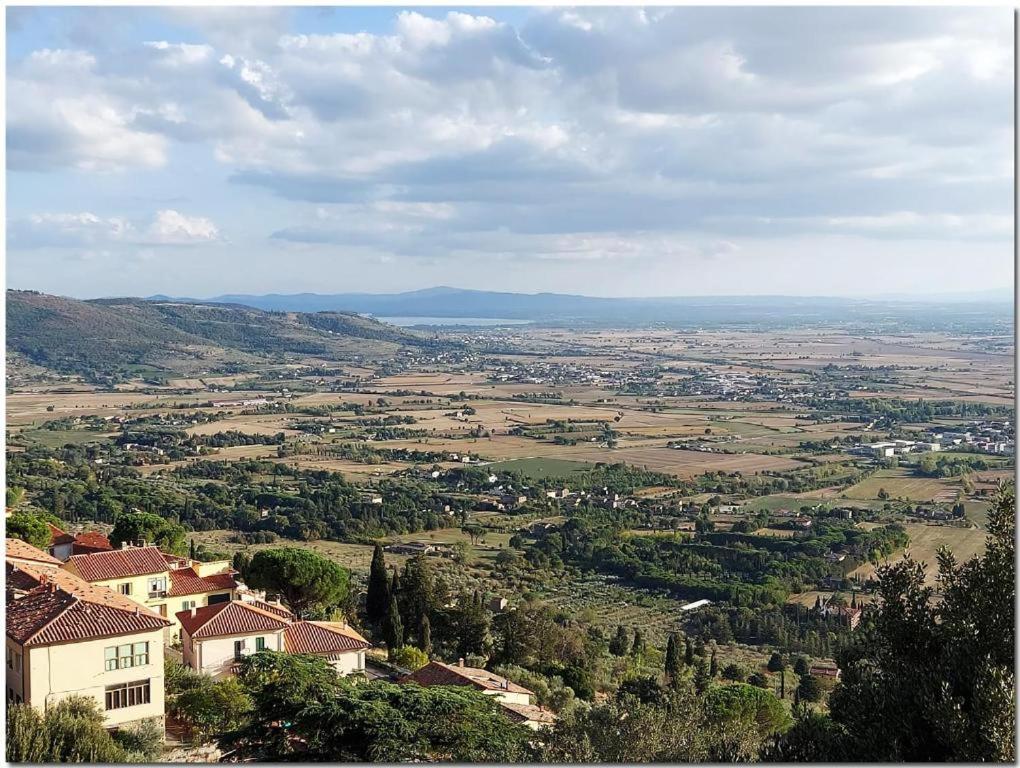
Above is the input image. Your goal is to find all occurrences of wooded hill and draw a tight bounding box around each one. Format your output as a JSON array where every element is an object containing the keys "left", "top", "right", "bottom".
[{"left": 7, "top": 290, "right": 453, "bottom": 383}]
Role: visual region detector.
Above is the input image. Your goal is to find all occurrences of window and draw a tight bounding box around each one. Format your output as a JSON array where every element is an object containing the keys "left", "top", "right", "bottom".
[
  {"left": 147, "top": 577, "right": 167, "bottom": 598},
  {"left": 154, "top": 604, "right": 167, "bottom": 617},
  {"left": 233, "top": 639, "right": 246, "bottom": 660},
  {"left": 6, "top": 647, "right": 12, "bottom": 669},
  {"left": 207, "top": 593, "right": 230, "bottom": 605},
  {"left": 105, "top": 642, "right": 148, "bottom": 671},
  {"left": 105, "top": 680, "right": 150, "bottom": 710},
  {"left": 255, "top": 637, "right": 266, "bottom": 652},
  {"left": 181, "top": 600, "right": 197, "bottom": 611},
  {"left": 118, "top": 583, "right": 132, "bottom": 596}
]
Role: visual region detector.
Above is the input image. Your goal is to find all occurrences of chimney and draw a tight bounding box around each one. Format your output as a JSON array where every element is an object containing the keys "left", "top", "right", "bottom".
[
  {"left": 191, "top": 607, "right": 197, "bottom": 618},
  {"left": 457, "top": 657, "right": 465, "bottom": 667}
]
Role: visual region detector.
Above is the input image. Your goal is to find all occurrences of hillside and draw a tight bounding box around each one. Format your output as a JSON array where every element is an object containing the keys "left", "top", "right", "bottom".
[{"left": 6, "top": 291, "right": 451, "bottom": 383}]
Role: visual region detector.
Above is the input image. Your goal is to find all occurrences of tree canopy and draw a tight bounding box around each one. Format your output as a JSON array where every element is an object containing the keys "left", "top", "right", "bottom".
[{"left": 244, "top": 548, "right": 350, "bottom": 617}]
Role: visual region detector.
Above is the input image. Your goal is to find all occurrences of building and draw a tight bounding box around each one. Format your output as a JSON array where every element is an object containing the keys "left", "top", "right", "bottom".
[
  {"left": 680, "top": 599, "right": 712, "bottom": 612},
  {"left": 71, "top": 531, "right": 113, "bottom": 556},
  {"left": 176, "top": 600, "right": 370, "bottom": 678},
  {"left": 47, "top": 524, "right": 76, "bottom": 561},
  {"left": 6, "top": 537, "right": 62, "bottom": 570},
  {"left": 867, "top": 442, "right": 896, "bottom": 458},
  {"left": 401, "top": 660, "right": 556, "bottom": 730},
  {"left": 62, "top": 544, "right": 238, "bottom": 640},
  {"left": 6, "top": 547, "right": 171, "bottom": 730}
]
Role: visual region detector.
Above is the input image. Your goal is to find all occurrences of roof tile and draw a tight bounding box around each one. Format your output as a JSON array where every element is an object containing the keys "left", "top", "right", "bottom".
[
  {"left": 283, "top": 621, "right": 370, "bottom": 655},
  {"left": 65, "top": 546, "right": 169, "bottom": 581},
  {"left": 176, "top": 600, "right": 290, "bottom": 639}
]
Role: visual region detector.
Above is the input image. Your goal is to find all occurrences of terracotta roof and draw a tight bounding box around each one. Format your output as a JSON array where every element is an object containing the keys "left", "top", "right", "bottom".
[
  {"left": 402, "top": 661, "right": 533, "bottom": 696},
  {"left": 6, "top": 561, "right": 44, "bottom": 594},
  {"left": 5, "top": 563, "right": 171, "bottom": 647},
  {"left": 500, "top": 701, "right": 557, "bottom": 725},
  {"left": 65, "top": 546, "right": 168, "bottom": 581},
  {"left": 167, "top": 567, "right": 238, "bottom": 597},
  {"left": 242, "top": 598, "right": 295, "bottom": 620},
  {"left": 71, "top": 531, "right": 112, "bottom": 555},
  {"left": 48, "top": 524, "right": 75, "bottom": 547},
  {"left": 6, "top": 538, "right": 61, "bottom": 567},
  {"left": 176, "top": 600, "right": 290, "bottom": 639},
  {"left": 284, "top": 621, "right": 370, "bottom": 655}
]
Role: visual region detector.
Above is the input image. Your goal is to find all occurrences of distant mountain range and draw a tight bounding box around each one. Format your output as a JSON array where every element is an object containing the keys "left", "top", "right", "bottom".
[{"left": 151, "top": 286, "right": 1013, "bottom": 328}]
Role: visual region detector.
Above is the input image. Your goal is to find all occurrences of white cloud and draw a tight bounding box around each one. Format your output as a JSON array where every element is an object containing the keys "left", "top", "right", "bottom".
[{"left": 9, "top": 210, "right": 221, "bottom": 249}]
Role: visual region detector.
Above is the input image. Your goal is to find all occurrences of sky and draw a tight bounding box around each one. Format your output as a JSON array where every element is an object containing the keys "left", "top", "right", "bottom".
[{"left": 5, "top": 6, "right": 1014, "bottom": 299}]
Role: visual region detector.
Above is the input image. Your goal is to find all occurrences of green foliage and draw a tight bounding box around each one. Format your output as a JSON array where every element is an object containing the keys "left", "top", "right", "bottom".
[
  {"left": 245, "top": 547, "right": 350, "bottom": 617},
  {"left": 166, "top": 663, "right": 252, "bottom": 740},
  {"left": 665, "top": 632, "right": 683, "bottom": 688},
  {"left": 766, "top": 652, "right": 786, "bottom": 672},
  {"left": 109, "top": 510, "right": 187, "bottom": 555},
  {"left": 722, "top": 663, "right": 747, "bottom": 682},
  {"left": 391, "top": 645, "right": 429, "bottom": 671},
  {"left": 773, "top": 484, "right": 1016, "bottom": 762},
  {"left": 384, "top": 590, "right": 404, "bottom": 657},
  {"left": 6, "top": 512, "right": 52, "bottom": 551},
  {"left": 609, "top": 625, "right": 630, "bottom": 656},
  {"left": 797, "top": 675, "right": 822, "bottom": 703},
  {"left": 6, "top": 696, "right": 134, "bottom": 763},
  {"left": 703, "top": 683, "right": 793, "bottom": 760},
  {"left": 365, "top": 544, "right": 390, "bottom": 623}
]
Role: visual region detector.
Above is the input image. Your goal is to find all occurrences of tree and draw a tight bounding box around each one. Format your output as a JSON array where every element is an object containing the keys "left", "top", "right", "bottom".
[
  {"left": 391, "top": 645, "right": 429, "bottom": 671},
  {"left": 384, "top": 591, "right": 404, "bottom": 659},
  {"left": 295, "top": 681, "right": 535, "bottom": 761},
  {"left": 722, "top": 664, "right": 747, "bottom": 682},
  {"left": 6, "top": 486, "right": 26, "bottom": 509},
  {"left": 709, "top": 647, "right": 718, "bottom": 677},
  {"left": 418, "top": 613, "right": 432, "bottom": 655},
  {"left": 109, "top": 511, "right": 187, "bottom": 555},
  {"left": 609, "top": 625, "right": 630, "bottom": 656},
  {"left": 793, "top": 656, "right": 810, "bottom": 676},
  {"left": 748, "top": 672, "right": 769, "bottom": 689},
  {"left": 6, "top": 513, "right": 52, "bottom": 551},
  {"left": 767, "top": 652, "right": 786, "bottom": 672},
  {"left": 703, "top": 684, "right": 792, "bottom": 761},
  {"left": 665, "top": 633, "right": 682, "bottom": 688},
  {"left": 167, "top": 668, "right": 252, "bottom": 739},
  {"left": 797, "top": 675, "right": 822, "bottom": 703},
  {"left": 630, "top": 628, "right": 646, "bottom": 660},
  {"left": 6, "top": 696, "right": 137, "bottom": 763},
  {"left": 400, "top": 555, "right": 436, "bottom": 635},
  {"left": 245, "top": 548, "right": 350, "bottom": 617},
  {"left": 776, "top": 483, "right": 1016, "bottom": 762},
  {"left": 694, "top": 657, "right": 711, "bottom": 694},
  {"left": 366, "top": 544, "right": 390, "bottom": 623},
  {"left": 685, "top": 636, "right": 695, "bottom": 665}
]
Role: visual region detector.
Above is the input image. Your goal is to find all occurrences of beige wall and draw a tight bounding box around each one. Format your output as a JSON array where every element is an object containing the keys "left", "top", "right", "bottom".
[
  {"left": 189, "top": 631, "right": 284, "bottom": 678},
  {"left": 10, "top": 629, "right": 166, "bottom": 728},
  {"left": 484, "top": 688, "right": 532, "bottom": 707},
  {"left": 327, "top": 650, "right": 366, "bottom": 677}
]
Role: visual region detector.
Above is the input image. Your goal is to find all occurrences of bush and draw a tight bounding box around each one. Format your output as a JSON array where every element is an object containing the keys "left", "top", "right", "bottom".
[
  {"left": 391, "top": 645, "right": 429, "bottom": 671},
  {"left": 797, "top": 675, "right": 823, "bottom": 703},
  {"left": 748, "top": 672, "right": 769, "bottom": 688},
  {"left": 721, "top": 663, "right": 747, "bottom": 682}
]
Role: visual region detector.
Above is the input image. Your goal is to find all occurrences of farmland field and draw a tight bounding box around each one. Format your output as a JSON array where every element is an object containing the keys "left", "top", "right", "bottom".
[{"left": 844, "top": 469, "right": 960, "bottom": 502}]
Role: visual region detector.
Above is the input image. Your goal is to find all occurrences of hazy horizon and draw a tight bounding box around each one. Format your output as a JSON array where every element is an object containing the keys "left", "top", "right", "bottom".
[{"left": 7, "top": 7, "right": 1014, "bottom": 298}]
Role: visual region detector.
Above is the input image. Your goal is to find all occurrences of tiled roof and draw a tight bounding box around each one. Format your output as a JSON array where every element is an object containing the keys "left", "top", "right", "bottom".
[
  {"left": 176, "top": 600, "right": 290, "bottom": 639},
  {"left": 167, "top": 567, "right": 238, "bottom": 597},
  {"left": 7, "top": 561, "right": 44, "bottom": 594},
  {"left": 402, "top": 661, "right": 533, "bottom": 696},
  {"left": 500, "top": 701, "right": 558, "bottom": 725},
  {"left": 284, "top": 621, "right": 370, "bottom": 655},
  {"left": 6, "top": 538, "right": 61, "bottom": 567},
  {"left": 48, "top": 524, "right": 75, "bottom": 547},
  {"left": 242, "top": 598, "right": 295, "bottom": 620},
  {"left": 65, "top": 546, "right": 169, "bottom": 581},
  {"left": 71, "top": 531, "right": 112, "bottom": 555},
  {"left": 5, "top": 563, "right": 171, "bottom": 646}
]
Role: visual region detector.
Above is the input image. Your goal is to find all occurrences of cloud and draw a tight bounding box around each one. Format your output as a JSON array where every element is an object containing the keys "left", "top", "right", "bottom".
[
  {"left": 9, "top": 210, "right": 221, "bottom": 249},
  {"left": 5, "top": 6, "right": 1013, "bottom": 298}
]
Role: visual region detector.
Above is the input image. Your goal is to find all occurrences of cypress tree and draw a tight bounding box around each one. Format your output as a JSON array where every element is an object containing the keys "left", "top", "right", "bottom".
[
  {"left": 419, "top": 613, "right": 432, "bottom": 656},
  {"left": 384, "top": 592, "right": 403, "bottom": 660},
  {"left": 709, "top": 646, "right": 718, "bottom": 677},
  {"left": 665, "top": 632, "right": 682, "bottom": 688},
  {"left": 684, "top": 636, "right": 695, "bottom": 666},
  {"left": 631, "top": 628, "right": 645, "bottom": 659},
  {"left": 366, "top": 544, "right": 390, "bottom": 622},
  {"left": 609, "top": 625, "right": 630, "bottom": 656}
]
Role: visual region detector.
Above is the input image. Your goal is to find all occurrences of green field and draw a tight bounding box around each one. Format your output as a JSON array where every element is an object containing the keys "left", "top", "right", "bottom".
[
  {"left": 486, "top": 457, "right": 595, "bottom": 480},
  {"left": 20, "top": 429, "right": 114, "bottom": 448},
  {"left": 844, "top": 469, "right": 959, "bottom": 502}
]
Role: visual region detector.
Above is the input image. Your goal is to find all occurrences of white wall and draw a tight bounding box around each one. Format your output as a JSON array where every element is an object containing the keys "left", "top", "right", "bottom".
[
  {"left": 22, "top": 629, "right": 166, "bottom": 728},
  {"left": 193, "top": 631, "right": 284, "bottom": 678}
]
